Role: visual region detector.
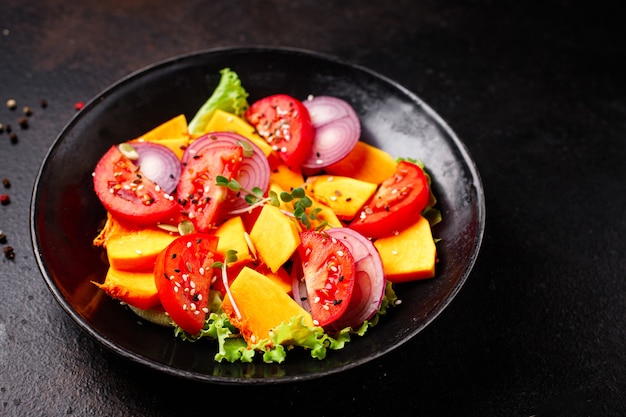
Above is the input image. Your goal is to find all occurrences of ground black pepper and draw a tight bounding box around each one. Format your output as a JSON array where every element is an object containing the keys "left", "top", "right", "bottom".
[
  {"left": 40, "top": 99, "right": 48, "bottom": 108},
  {"left": 18, "top": 117, "right": 28, "bottom": 129},
  {"left": 8, "top": 132, "right": 17, "bottom": 144},
  {"left": 2, "top": 178, "right": 10, "bottom": 188}
]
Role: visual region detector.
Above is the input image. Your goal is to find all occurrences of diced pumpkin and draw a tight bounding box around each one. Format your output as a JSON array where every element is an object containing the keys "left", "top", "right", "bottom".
[
  {"left": 270, "top": 161, "right": 305, "bottom": 191},
  {"left": 105, "top": 221, "right": 177, "bottom": 271},
  {"left": 255, "top": 264, "right": 293, "bottom": 294},
  {"left": 214, "top": 216, "right": 253, "bottom": 264},
  {"left": 306, "top": 194, "right": 343, "bottom": 230},
  {"left": 132, "top": 114, "right": 190, "bottom": 159},
  {"left": 93, "top": 212, "right": 125, "bottom": 248},
  {"left": 203, "top": 109, "right": 273, "bottom": 157},
  {"left": 373, "top": 215, "right": 437, "bottom": 282},
  {"left": 325, "top": 141, "right": 397, "bottom": 184},
  {"left": 222, "top": 266, "right": 314, "bottom": 345},
  {"left": 304, "top": 175, "right": 377, "bottom": 220},
  {"left": 249, "top": 204, "right": 301, "bottom": 273},
  {"left": 93, "top": 267, "right": 160, "bottom": 310}
]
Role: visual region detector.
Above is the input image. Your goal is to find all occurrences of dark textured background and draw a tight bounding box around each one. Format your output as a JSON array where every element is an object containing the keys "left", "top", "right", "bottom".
[{"left": 1, "top": 1, "right": 624, "bottom": 416}]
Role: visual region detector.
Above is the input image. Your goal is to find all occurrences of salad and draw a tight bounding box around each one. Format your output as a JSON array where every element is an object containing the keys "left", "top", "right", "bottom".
[{"left": 91, "top": 68, "right": 441, "bottom": 363}]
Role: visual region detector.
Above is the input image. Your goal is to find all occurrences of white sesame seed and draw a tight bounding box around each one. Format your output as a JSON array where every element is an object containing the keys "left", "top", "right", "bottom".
[
  {"left": 186, "top": 241, "right": 192, "bottom": 248},
  {"left": 314, "top": 296, "right": 320, "bottom": 303}
]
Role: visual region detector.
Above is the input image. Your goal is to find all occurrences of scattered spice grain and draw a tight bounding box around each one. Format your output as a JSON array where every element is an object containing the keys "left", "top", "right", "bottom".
[
  {"left": 0, "top": 194, "right": 10, "bottom": 205},
  {"left": 40, "top": 99, "right": 48, "bottom": 108},
  {"left": 6, "top": 99, "right": 17, "bottom": 110},
  {"left": 3, "top": 246, "right": 15, "bottom": 260},
  {"left": 0, "top": 231, "right": 6, "bottom": 244},
  {"left": 8, "top": 132, "right": 17, "bottom": 144},
  {"left": 2, "top": 178, "right": 10, "bottom": 188},
  {"left": 18, "top": 117, "right": 28, "bottom": 129},
  {"left": 23, "top": 106, "right": 32, "bottom": 116}
]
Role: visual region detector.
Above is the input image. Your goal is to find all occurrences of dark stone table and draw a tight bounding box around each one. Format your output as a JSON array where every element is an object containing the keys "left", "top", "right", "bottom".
[{"left": 1, "top": 1, "right": 623, "bottom": 415}]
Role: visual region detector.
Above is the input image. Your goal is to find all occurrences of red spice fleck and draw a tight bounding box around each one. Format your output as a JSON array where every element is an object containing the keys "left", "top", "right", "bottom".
[
  {"left": 74, "top": 101, "right": 85, "bottom": 111},
  {"left": 0, "top": 194, "right": 10, "bottom": 205}
]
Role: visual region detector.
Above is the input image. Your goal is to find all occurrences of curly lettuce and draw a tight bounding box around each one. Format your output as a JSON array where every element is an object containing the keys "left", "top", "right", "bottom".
[
  {"left": 172, "top": 283, "right": 399, "bottom": 364},
  {"left": 188, "top": 68, "right": 250, "bottom": 135}
]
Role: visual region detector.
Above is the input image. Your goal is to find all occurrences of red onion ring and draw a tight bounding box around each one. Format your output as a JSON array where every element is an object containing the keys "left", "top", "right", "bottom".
[
  {"left": 324, "top": 228, "right": 386, "bottom": 330},
  {"left": 290, "top": 254, "right": 312, "bottom": 314},
  {"left": 301, "top": 96, "right": 361, "bottom": 170},
  {"left": 181, "top": 132, "right": 271, "bottom": 212},
  {"left": 127, "top": 142, "right": 182, "bottom": 195}
]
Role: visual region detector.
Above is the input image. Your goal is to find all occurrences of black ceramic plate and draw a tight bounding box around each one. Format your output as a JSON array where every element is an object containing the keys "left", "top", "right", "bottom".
[{"left": 30, "top": 46, "right": 485, "bottom": 384}]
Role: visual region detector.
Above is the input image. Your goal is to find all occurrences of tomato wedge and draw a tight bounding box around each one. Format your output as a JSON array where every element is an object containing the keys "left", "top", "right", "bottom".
[
  {"left": 244, "top": 94, "right": 313, "bottom": 169},
  {"left": 177, "top": 145, "right": 243, "bottom": 232},
  {"left": 93, "top": 145, "right": 179, "bottom": 225},
  {"left": 297, "top": 230, "right": 355, "bottom": 327},
  {"left": 154, "top": 233, "right": 218, "bottom": 335},
  {"left": 349, "top": 160, "right": 430, "bottom": 238}
]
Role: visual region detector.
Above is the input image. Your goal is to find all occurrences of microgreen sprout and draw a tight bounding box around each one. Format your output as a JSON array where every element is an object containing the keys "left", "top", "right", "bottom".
[
  {"left": 212, "top": 249, "right": 241, "bottom": 320},
  {"left": 215, "top": 176, "right": 330, "bottom": 230}
]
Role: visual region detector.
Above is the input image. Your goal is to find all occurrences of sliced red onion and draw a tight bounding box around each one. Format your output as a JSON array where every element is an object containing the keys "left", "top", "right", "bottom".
[
  {"left": 325, "top": 228, "right": 386, "bottom": 330},
  {"left": 125, "top": 142, "right": 181, "bottom": 195},
  {"left": 290, "top": 255, "right": 312, "bottom": 314},
  {"left": 301, "top": 96, "right": 361, "bottom": 170},
  {"left": 181, "top": 132, "right": 271, "bottom": 212}
]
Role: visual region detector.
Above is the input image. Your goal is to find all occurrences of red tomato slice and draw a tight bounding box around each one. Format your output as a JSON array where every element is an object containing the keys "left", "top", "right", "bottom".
[
  {"left": 177, "top": 145, "right": 243, "bottom": 232},
  {"left": 154, "top": 233, "right": 219, "bottom": 335},
  {"left": 297, "top": 230, "right": 355, "bottom": 327},
  {"left": 244, "top": 94, "right": 313, "bottom": 169},
  {"left": 93, "top": 146, "right": 179, "bottom": 225},
  {"left": 349, "top": 160, "right": 430, "bottom": 238}
]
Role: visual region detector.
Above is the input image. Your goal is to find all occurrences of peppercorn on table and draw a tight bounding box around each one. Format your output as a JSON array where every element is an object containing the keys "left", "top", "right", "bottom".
[{"left": 1, "top": 1, "right": 624, "bottom": 416}]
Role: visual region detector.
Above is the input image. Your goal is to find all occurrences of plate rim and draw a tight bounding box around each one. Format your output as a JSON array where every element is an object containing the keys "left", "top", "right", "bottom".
[{"left": 30, "top": 45, "right": 486, "bottom": 384}]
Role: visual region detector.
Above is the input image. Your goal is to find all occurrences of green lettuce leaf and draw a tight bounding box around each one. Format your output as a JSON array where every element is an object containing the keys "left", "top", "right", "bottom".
[
  {"left": 188, "top": 68, "right": 250, "bottom": 135},
  {"left": 172, "top": 282, "right": 401, "bottom": 363}
]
